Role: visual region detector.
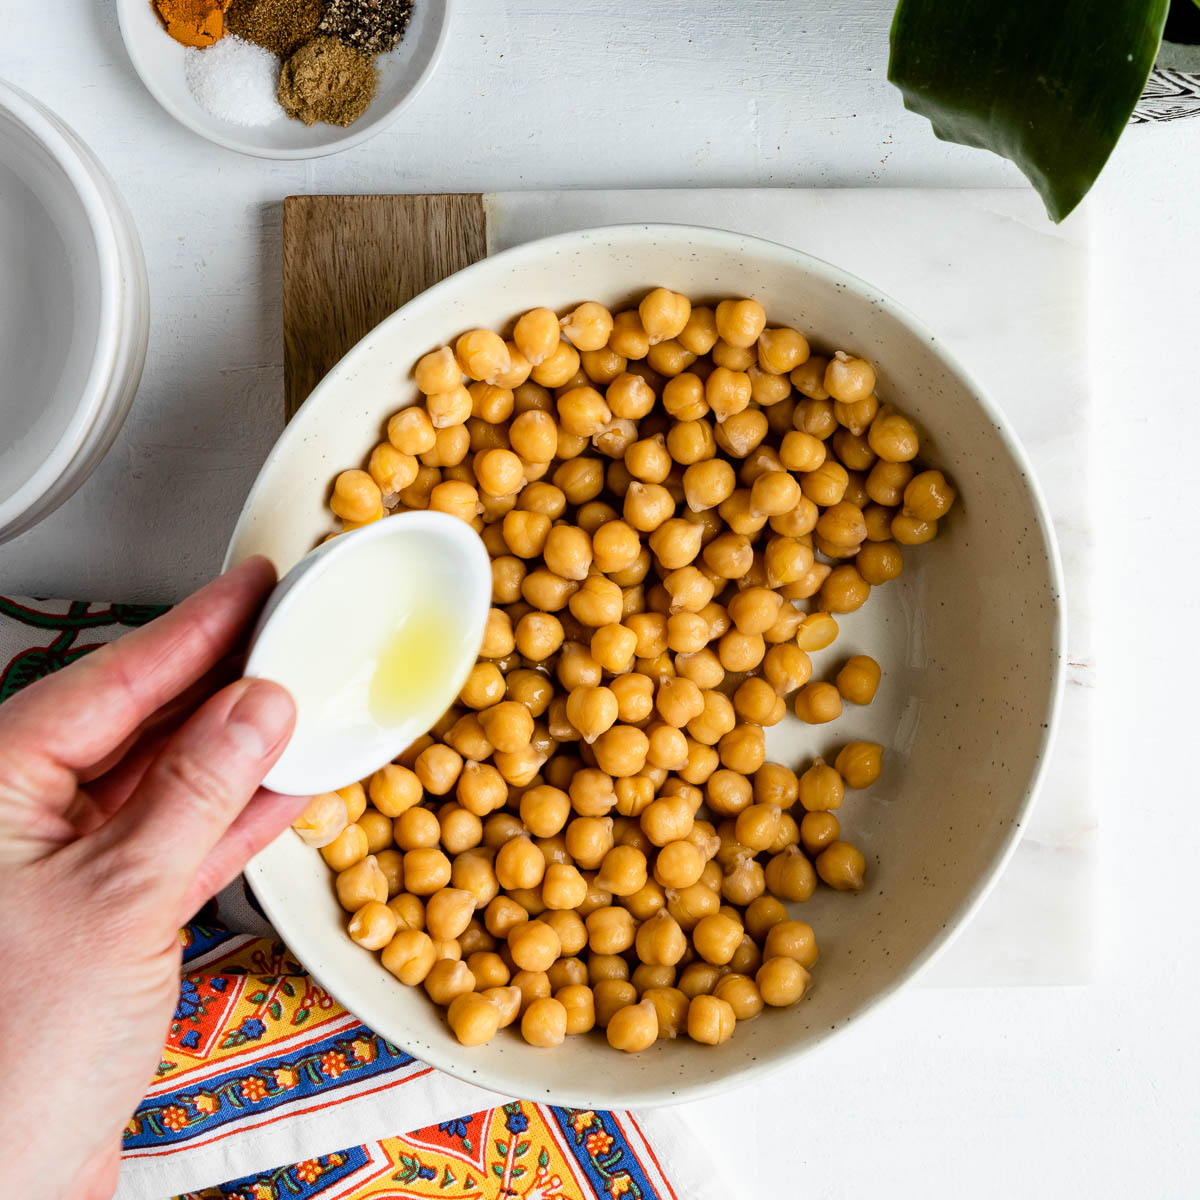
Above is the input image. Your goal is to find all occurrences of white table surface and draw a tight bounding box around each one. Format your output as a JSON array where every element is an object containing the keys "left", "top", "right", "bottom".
[{"left": 3, "top": 2, "right": 1199, "bottom": 1196}]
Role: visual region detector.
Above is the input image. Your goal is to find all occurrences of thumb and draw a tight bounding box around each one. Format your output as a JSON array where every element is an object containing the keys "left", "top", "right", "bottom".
[{"left": 93, "top": 678, "right": 296, "bottom": 907}]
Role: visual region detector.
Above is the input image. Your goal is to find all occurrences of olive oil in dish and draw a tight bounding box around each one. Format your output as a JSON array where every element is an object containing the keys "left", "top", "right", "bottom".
[{"left": 245, "top": 512, "right": 490, "bottom": 796}]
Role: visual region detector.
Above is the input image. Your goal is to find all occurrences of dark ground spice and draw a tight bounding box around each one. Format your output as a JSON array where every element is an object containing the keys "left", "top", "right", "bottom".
[
  {"left": 226, "top": 0, "right": 324, "bottom": 57},
  {"left": 277, "top": 35, "right": 377, "bottom": 126},
  {"left": 320, "top": 0, "right": 414, "bottom": 55}
]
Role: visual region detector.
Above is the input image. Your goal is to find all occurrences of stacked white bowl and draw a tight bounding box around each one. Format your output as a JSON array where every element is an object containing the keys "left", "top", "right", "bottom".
[{"left": 0, "top": 81, "right": 148, "bottom": 544}]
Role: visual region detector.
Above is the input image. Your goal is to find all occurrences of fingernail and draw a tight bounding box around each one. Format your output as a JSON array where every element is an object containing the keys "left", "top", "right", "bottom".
[{"left": 225, "top": 679, "right": 296, "bottom": 758}]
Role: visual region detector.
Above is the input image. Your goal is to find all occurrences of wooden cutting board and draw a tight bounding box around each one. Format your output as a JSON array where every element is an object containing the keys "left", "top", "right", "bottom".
[{"left": 282, "top": 194, "right": 488, "bottom": 420}]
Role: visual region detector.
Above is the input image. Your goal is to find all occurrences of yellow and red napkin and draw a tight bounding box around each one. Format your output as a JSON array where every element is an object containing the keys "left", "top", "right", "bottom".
[{"left": 0, "top": 598, "right": 733, "bottom": 1200}]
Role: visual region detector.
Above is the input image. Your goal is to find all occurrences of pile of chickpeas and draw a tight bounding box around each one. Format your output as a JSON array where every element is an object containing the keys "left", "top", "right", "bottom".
[{"left": 294, "top": 290, "right": 957, "bottom": 1054}]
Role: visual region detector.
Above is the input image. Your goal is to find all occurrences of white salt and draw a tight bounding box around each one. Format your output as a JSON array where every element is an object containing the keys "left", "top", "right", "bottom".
[{"left": 185, "top": 35, "right": 282, "bottom": 128}]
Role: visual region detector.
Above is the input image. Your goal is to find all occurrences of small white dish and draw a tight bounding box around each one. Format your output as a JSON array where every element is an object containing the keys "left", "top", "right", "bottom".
[
  {"left": 116, "top": 0, "right": 453, "bottom": 160},
  {"left": 227, "top": 224, "right": 1065, "bottom": 1109},
  {"left": 243, "top": 510, "right": 490, "bottom": 796},
  {"left": 0, "top": 81, "right": 148, "bottom": 544}
]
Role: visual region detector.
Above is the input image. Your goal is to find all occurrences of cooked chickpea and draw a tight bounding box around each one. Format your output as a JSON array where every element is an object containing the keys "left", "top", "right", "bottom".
[
  {"left": 520, "top": 996, "right": 568, "bottom": 1047},
  {"left": 662, "top": 372, "right": 708, "bottom": 421},
  {"left": 450, "top": 851, "right": 499, "bottom": 909},
  {"left": 763, "top": 920, "right": 819, "bottom": 969},
  {"left": 443, "top": 991, "right": 502, "bottom": 1046},
  {"left": 508, "top": 920, "right": 561, "bottom": 974},
  {"left": 542, "top": 862, "right": 589, "bottom": 910},
  {"left": 403, "top": 847, "right": 453, "bottom": 896},
  {"left": 493, "top": 836, "right": 545, "bottom": 891},
  {"left": 569, "top": 768, "right": 617, "bottom": 816},
  {"left": 381, "top": 928, "right": 436, "bottom": 985},
  {"left": 676, "top": 962, "right": 723, "bottom": 999},
  {"left": 592, "top": 725, "right": 649, "bottom": 778},
  {"left": 635, "top": 287, "right": 690, "bottom": 345},
  {"left": 730, "top": 676, "right": 785, "bottom": 726},
  {"left": 335, "top": 855, "right": 388, "bottom": 915},
  {"left": 713, "top": 849, "right": 760, "bottom": 904},
  {"left": 608, "top": 309, "right": 650, "bottom": 360},
  {"left": 453, "top": 761, "right": 505, "bottom": 817},
  {"left": 388, "top": 892, "right": 426, "bottom": 932},
  {"left": 836, "top": 654, "right": 881, "bottom": 705},
  {"left": 330, "top": 469, "right": 382, "bottom": 524},
  {"left": 506, "top": 419, "right": 558, "bottom": 477},
  {"left": 640, "top": 793, "right": 693, "bottom": 847},
  {"left": 320, "top": 822, "right": 368, "bottom": 872},
  {"left": 717, "top": 629, "right": 766, "bottom": 673},
  {"left": 727, "top": 587, "right": 783, "bottom": 637},
  {"left": 823, "top": 351, "right": 875, "bottom": 404},
  {"left": 455, "top": 329, "right": 510, "bottom": 383},
  {"left": 560, "top": 301, "right": 614, "bottom": 351},
  {"left": 565, "top": 816, "right": 614, "bottom": 870},
  {"left": 586, "top": 905, "right": 636, "bottom": 955},
  {"left": 692, "top": 912, "right": 744, "bottom": 966},
  {"left": 794, "top": 681, "right": 842, "bottom": 725},
  {"left": 715, "top": 298, "right": 767, "bottom": 348},
  {"left": 509, "top": 970, "right": 552, "bottom": 1015},
  {"left": 292, "top": 791, "right": 349, "bottom": 849},
  {"left": 686, "top": 994, "right": 736, "bottom": 1045},
  {"left": 833, "top": 742, "right": 882, "bottom": 790},
  {"left": 855, "top": 541, "right": 903, "bottom": 587},
  {"left": 347, "top": 899, "right": 398, "bottom": 950},
  {"left": 606, "top": 998, "right": 659, "bottom": 1052},
  {"left": 687, "top": 690, "right": 738, "bottom": 747},
  {"left": 425, "top": 887, "right": 477, "bottom": 942},
  {"left": 763, "top": 845, "right": 817, "bottom": 902},
  {"left": 799, "top": 758, "right": 845, "bottom": 812},
  {"left": 412, "top": 744, "right": 462, "bottom": 796},
  {"left": 816, "top": 840, "right": 868, "bottom": 891},
  {"left": 544, "top": 983, "right": 594, "bottom": 1036},
  {"left": 868, "top": 406, "right": 919, "bottom": 462},
  {"left": 530, "top": 339, "right": 581, "bottom": 389},
  {"left": 595, "top": 844, "right": 649, "bottom": 897},
  {"left": 392, "top": 805, "right": 438, "bottom": 851},
  {"left": 903, "top": 469, "right": 956, "bottom": 520},
  {"left": 589, "top": 979, "right": 635, "bottom": 1029},
  {"left": 484, "top": 895, "right": 527, "bottom": 939},
  {"left": 544, "top": 909, "right": 588, "bottom": 957},
  {"left": 756, "top": 957, "right": 811, "bottom": 1007},
  {"left": 666, "top": 418, "right": 716, "bottom": 465},
  {"left": 718, "top": 724, "right": 765, "bottom": 775}
]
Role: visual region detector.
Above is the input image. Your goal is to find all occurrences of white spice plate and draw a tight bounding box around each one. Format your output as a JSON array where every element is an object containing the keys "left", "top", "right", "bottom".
[
  {"left": 226, "top": 223, "right": 1065, "bottom": 1108},
  {"left": 116, "top": 0, "right": 453, "bottom": 159}
]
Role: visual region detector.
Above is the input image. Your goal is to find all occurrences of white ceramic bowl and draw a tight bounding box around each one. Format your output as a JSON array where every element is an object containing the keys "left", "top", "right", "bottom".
[
  {"left": 116, "top": 0, "right": 453, "bottom": 160},
  {"left": 226, "top": 224, "right": 1065, "bottom": 1108},
  {"left": 0, "top": 81, "right": 148, "bottom": 545}
]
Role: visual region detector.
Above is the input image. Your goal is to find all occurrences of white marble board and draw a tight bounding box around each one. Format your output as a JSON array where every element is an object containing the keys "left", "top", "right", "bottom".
[{"left": 483, "top": 188, "right": 1094, "bottom": 987}]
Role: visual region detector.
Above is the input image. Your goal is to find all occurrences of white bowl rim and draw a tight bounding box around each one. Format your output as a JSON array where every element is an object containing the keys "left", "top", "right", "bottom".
[
  {"left": 115, "top": 0, "right": 456, "bottom": 161},
  {"left": 232, "top": 222, "right": 1068, "bottom": 1106},
  {"left": 0, "top": 81, "right": 125, "bottom": 536}
]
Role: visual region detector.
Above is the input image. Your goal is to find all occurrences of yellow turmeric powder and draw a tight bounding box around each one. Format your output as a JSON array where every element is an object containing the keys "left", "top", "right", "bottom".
[{"left": 153, "top": 0, "right": 232, "bottom": 49}]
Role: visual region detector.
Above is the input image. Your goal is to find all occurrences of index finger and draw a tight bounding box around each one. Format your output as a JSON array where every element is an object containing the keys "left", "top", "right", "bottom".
[{"left": 0, "top": 556, "right": 277, "bottom": 769}]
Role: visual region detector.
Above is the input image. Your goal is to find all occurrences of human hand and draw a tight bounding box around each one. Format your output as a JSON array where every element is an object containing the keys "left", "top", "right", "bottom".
[{"left": 0, "top": 558, "right": 305, "bottom": 1200}]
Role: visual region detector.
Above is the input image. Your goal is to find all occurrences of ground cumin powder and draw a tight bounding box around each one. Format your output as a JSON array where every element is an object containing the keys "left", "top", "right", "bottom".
[
  {"left": 226, "top": 0, "right": 323, "bottom": 58},
  {"left": 277, "top": 35, "right": 377, "bottom": 127}
]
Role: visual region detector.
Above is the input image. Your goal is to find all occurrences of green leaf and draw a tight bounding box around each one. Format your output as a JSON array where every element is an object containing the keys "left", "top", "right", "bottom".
[
  {"left": 538, "top": 1148, "right": 549, "bottom": 1169},
  {"left": 515, "top": 1141, "right": 530, "bottom": 1157},
  {"left": 440, "top": 1166, "right": 455, "bottom": 1188},
  {"left": 512, "top": 1166, "right": 526, "bottom": 1179},
  {"left": 494, "top": 1140, "right": 508, "bottom": 1157},
  {"left": 889, "top": 0, "right": 1169, "bottom": 221},
  {"left": 491, "top": 1163, "right": 505, "bottom": 1178}
]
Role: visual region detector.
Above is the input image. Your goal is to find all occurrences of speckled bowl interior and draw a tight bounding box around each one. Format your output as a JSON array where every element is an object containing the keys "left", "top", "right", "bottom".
[{"left": 226, "top": 224, "right": 1065, "bottom": 1108}]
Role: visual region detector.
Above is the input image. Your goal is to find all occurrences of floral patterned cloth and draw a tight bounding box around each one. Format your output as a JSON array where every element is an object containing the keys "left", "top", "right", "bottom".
[{"left": 0, "top": 599, "right": 732, "bottom": 1200}]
